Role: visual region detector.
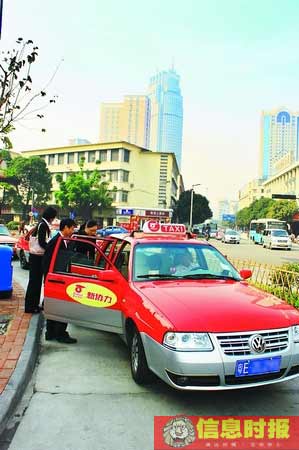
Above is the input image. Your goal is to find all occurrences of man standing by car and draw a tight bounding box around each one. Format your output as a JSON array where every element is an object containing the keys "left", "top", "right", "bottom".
[{"left": 43, "top": 218, "right": 77, "bottom": 344}]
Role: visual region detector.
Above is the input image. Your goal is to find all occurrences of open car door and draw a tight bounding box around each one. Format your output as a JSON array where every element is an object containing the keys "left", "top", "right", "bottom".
[{"left": 44, "top": 235, "right": 126, "bottom": 333}]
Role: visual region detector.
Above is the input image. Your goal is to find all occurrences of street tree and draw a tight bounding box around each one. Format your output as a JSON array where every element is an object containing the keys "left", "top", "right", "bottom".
[
  {"left": 267, "top": 200, "right": 298, "bottom": 222},
  {"left": 250, "top": 197, "right": 275, "bottom": 219},
  {"left": 0, "top": 37, "right": 57, "bottom": 149},
  {"left": 5, "top": 155, "right": 52, "bottom": 218},
  {"left": 174, "top": 190, "right": 212, "bottom": 224},
  {"left": 54, "top": 159, "right": 114, "bottom": 218},
  {"left": 236, "top": 207, "right": 252, "bottom": 229}
]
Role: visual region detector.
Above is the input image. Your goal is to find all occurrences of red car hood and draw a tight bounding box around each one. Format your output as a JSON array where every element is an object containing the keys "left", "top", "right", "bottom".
[{"left": 134, "top": 280, "right": 299, "bottom": 332}]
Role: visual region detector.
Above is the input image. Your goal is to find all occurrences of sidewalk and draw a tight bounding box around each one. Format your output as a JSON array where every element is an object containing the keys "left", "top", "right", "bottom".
[{"left": 0, "top": 283, "right": 43, "bottom": 436}]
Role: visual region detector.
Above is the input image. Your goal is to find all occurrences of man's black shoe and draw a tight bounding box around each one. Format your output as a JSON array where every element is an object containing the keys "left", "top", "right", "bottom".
[{"left": 56, "top": 335, "right": 77, "bottom": 344}]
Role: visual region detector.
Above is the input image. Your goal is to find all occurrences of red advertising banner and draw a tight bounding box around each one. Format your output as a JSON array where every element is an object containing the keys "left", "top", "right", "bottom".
[{"left": 154, "top": 416, "right": 299, "bottom": 450}]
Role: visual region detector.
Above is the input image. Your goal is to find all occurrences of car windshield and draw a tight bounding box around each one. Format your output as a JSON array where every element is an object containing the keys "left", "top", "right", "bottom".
[
  {"left": 226, "top": 230, "right": 238, "bottom": 235},
  {"left": 272, "top": 230, "right": 288, "bottom": 237},
  {"left": 0, "top": 225, "right": 10, "bottom": 236},
  {"left": 133, "top": 242, "right": 241, "bottom": 281}
]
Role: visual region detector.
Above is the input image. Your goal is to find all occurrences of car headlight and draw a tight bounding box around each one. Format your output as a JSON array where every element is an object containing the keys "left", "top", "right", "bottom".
[
  {"left": 292, "top": 325, "right": 299, "bottom": 343},
  {"left": 163, "top": 332, "right": 213, "bottom": 351}
]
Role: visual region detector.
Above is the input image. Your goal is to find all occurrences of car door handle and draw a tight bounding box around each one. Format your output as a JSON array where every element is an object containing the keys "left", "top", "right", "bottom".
[{"left": 47, "top": 279, "right": 66, "bottom": 285}]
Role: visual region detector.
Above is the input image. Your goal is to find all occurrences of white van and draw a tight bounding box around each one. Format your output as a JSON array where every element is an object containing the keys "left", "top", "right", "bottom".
[{"left": 262, "top": 229, "right": 291, "bottom": 250}]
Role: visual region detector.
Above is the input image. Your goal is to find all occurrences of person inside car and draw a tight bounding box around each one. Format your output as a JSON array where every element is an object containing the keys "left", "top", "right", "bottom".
[{"left": 173, "top": 250, "right": 196, "bottom": 274}]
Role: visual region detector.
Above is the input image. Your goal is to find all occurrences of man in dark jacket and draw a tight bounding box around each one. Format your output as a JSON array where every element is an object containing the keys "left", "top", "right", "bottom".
[{"left": 43, "top": 218, "right": 77, "bottom": 344}]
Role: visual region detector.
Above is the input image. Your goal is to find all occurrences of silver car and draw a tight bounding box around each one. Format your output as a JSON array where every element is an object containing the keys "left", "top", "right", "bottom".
[
  {"left": 262, "top": 229, "right": 292, "bottom": 250},
  {"left": 222, "top": 229, "right": 240, "bottom": 244}
]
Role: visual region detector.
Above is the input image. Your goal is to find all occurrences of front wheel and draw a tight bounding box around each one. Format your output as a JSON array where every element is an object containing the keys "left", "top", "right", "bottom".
[{"left": 130, "top": 329, "right": 154, "bottom": 385}]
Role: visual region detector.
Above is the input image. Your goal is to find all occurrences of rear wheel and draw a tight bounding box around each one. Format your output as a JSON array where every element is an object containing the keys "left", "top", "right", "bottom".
[
  {"left": 19, "top": 251, "right": 29, "bottom": 270},
  {"left": 130, "top": 328, "right": 154, "bottom": 385}
]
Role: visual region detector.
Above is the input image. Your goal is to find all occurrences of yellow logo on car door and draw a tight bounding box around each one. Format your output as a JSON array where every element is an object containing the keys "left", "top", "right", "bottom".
[{"left": 66, "top": 282, "right": 117, "bottom": 308}]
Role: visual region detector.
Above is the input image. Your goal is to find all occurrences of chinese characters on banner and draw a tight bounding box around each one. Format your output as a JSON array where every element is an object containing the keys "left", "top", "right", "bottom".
[{"left": 154, "top": 416, "right": 299, "bottom": 450}]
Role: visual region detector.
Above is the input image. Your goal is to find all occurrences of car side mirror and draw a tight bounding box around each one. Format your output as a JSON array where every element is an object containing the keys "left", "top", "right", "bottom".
[
  {"left": 239, "top": 269, "right": 252, "bottom": 280},
  {"left": 97, "top": 270, "right": 116, "bottom": 281}
]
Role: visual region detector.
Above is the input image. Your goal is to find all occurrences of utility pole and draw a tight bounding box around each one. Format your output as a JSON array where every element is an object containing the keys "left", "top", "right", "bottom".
[{"left": 189, "top": 183, "right": 201, "bottom": 230}]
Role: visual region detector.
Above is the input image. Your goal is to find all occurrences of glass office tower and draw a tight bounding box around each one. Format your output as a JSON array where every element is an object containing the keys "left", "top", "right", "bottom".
[{"left": 148, "top": 69, "right": 183, "bottom": 168}]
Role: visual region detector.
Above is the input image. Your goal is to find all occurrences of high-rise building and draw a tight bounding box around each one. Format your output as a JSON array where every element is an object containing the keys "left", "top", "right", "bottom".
[
  {"left": 148, "top": 69, "right": 183, "bottom": 168},
  {"left": 100, "top": 96, "right": 150, "bottom": 148},
  {"left": 259, "top": 108, "right": 299, "bottom": 180}
]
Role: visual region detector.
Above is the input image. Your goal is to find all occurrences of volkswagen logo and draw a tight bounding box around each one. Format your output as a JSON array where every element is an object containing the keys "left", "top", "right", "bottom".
[{"left": 249, "top": 334, "right": 266, "bottom": 354}]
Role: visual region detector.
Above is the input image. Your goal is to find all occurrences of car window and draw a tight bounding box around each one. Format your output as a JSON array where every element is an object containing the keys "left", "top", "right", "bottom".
[
  {"left": 52, "top": 237, "right": 110, "bottom": 276},
  {"left": 114, "top": 242, "right": 131, "bottom": 280},
  {"left": 133, "top": 243, "right": 241, "bottom": 281},
  {"left": 272, "top": 230, "right": 288, "bottom": 237}
]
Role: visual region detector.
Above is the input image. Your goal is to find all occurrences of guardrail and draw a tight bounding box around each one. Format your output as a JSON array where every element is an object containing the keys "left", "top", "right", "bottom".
[{"left": 230, "top": 258, "right": 299, "bottom": 309}]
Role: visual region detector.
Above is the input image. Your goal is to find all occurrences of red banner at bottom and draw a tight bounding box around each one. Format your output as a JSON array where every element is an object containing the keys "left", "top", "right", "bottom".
[{"left": 154, "top": 416, "right": 299, "bottom": 450}]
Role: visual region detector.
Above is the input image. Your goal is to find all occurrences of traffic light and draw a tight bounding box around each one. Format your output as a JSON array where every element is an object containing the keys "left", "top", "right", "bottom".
[{"left": 272, "top": 194, "right": 297, "bottom": 200}]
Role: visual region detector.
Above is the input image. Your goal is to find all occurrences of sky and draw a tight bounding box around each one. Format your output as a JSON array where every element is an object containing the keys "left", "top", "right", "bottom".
[{"left": 3, "top": 0, "right": 299, "bottom": 215}]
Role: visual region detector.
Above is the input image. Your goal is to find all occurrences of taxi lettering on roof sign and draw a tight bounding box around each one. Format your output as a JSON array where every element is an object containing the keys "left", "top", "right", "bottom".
[
  {"left": 44, "top": 225, "right": 299, "bottom": 392},
  {"left": 143, "top": 220, "right": 186, "bottom": 234}
]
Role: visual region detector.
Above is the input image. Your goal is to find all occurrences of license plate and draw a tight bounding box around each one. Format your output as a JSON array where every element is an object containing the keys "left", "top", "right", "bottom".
[{"left": 235, "top": 356, "right": 281, "bottom": 377}]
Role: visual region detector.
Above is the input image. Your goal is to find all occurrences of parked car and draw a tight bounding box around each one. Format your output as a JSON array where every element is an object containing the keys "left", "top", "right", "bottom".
[
  {"left": 15, "top": 227, "right": 34, "bottom": 269},
  {"left": 262, "top": 229, "right": 292, "bottom": 250},
  {"left": 222, "top": 229, "right": 240, "bottom": 244},
  {"left": 0, "top": 224, "right": 18, "bottom": 257},
  {"left": 96, "top": 226, "right": 129, "bottom": 237},
  {"left": 16, "top": 222, "right": 62, "bottom": 269},
  {"left": 43, "top": 221, "right": 299, "bottom": 391}
]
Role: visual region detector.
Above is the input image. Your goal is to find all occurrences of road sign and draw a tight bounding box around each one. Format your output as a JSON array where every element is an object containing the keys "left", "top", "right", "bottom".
[
  {"left": 222, "top": 214, "right": 236, "bottom": 222},
  {"left": 121, "top": 209, "right": 133, "bottom": 215},
  {"left": 272, "top": 194, "right": 297, "bottom": 200}
]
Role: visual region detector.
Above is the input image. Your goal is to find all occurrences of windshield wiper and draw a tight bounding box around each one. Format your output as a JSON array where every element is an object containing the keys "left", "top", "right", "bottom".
[
  {"left": 136, "top": 273, "right": 175, "bottom": 279},
  {"left": 181, "top": 273, "right": 240, "bottom": 281}
]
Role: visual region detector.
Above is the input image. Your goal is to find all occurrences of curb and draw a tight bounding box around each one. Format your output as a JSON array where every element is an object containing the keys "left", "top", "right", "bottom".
[{"left": 0, "top": 313, "right": 44, "bottom": 436}]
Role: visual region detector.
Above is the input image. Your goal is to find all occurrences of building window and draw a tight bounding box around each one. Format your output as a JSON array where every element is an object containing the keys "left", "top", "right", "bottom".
[
  {"left": 88, "top": 151, "right": 96, "bottom": 163},
  {"left": 111, "top": 149, "right": 119, "bottom": 161},
  {"left": 48, "top": 154, "right": 55, "bottom": 165},
  {"left": 111, "top": 191, "right": 117, "bottom": 201},
  {"left": 58, "top": 153, "right": 65, "bottom": 165},
  {"left": 108, "top": 170, "right": 118, "bottom": 182},
  {"left": 121, "top": 191, "right": 128, "bottom": 202},
  {"left": 123, "top": 149, "right": 130, "bottom": 162},
  {"left": 67, "top": 153, "right": 75, "bottom": 164},
  {"left": 77, "top": 152, "right": 85, "bottom": 163},
  {"left": 121, "top": 170, "right": 129, "bottom": 182},
  {"left": 99, "top": 150, "right": 107, "bottom": 162}
]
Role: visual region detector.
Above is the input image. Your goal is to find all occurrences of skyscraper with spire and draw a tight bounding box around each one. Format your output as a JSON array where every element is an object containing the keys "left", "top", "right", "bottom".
[{"left": 148, "top": 68, "right": 183, "bottom": 167}]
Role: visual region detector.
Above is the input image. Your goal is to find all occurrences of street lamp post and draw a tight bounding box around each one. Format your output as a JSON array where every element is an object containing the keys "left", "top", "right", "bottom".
[{"left": 189, "top": 183, "right": 201, "bottom": 230}]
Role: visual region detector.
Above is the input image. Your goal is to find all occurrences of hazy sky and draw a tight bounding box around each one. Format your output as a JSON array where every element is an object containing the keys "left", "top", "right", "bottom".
[{"left": 3, "top": 0, "right": 299, "bottom": 214}]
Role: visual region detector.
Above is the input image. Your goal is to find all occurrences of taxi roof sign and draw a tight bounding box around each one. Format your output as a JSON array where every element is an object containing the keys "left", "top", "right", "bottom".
[{"left": 142, "top": 221, "right": 186, "bottom": 234}]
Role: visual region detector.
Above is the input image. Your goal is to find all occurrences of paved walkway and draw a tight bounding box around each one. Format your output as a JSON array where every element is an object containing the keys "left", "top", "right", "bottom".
[
  {"left": 0, "top": 283, "right": 42, "bottom": 436},
  {"left": 0, "top": 284, "right": 30, "bottom": 394}
]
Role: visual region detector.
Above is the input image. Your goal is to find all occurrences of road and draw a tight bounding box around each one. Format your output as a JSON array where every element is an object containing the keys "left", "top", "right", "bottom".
[
  {"left": 2, "top": 256, "right": 299, "bottom": 450},
  {"left": 211, "top": 236, "right": 299, "bottom": 266}
]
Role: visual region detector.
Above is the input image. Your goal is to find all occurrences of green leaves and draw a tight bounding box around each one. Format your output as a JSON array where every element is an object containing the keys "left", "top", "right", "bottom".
[
  {"left": 54, "top": 160, "right": 113, "bottom": 217},
  {"left": 174, "top": 190, "right": 212, "bottom": 224},
  {"left": 236, "top": 197, "right": 299, "bottom": 227}
]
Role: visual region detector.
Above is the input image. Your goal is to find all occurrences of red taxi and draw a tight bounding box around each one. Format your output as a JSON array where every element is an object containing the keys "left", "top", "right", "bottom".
[{"left": 44, "top": 221, "right": 299, "bottom": 390}]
